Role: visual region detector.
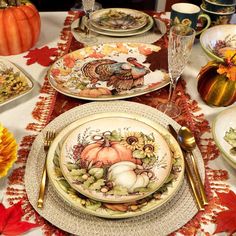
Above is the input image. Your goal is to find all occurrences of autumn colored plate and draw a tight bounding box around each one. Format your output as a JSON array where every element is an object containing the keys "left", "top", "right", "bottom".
[
  {"left": 90, "top": 8, "right": 148, "bottom": 32},
  {"left": 46, "top": 111, "right": 184, "bottom": 218},
  {"left": 58, "top": 113, "right": 172, "bottom": 203},
  {"left": 71, "top": 15, "right": 154, "bottom": 37},
  {"left": 212, "top": 106, "right": 236, "bottom": 168},
  {"left": 0, "top": 58, "right": 34, "bottom": 106},
  {"left": 47, "top": 43, "right": 169, "bottom": 101}
]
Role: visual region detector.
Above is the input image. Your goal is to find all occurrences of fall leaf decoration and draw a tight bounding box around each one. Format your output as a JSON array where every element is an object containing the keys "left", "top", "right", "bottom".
[
  {"left": 214, "top": 190, "right": 236, "bottom": 235},
  {"left": 24, "top": 46, "right": 58, "bottom": 66},
  {"left": 0, "top": 123, "right": 17, "bottom": 178},
  {"left": 0, "top": 201, "right": 39, "bottom": 235},
  {"left": 217, "top": 51, "right": 236, "bottom": 81}
]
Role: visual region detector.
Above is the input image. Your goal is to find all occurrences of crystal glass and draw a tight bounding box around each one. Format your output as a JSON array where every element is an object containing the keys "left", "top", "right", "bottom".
[
  {"left": 157, "top": 24, "right": 195, "bottom": 118},
  {"left": 79, "top": 0, "right": 97, "bottom": 44}
]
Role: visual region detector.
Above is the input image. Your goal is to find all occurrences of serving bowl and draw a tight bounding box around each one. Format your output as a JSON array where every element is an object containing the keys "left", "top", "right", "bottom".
[
  {"left": 200, "top": 24, "right": 236, "bottom": 61},
  {"left": 212, "top": 106, "right": 236, "bottom": 168}
]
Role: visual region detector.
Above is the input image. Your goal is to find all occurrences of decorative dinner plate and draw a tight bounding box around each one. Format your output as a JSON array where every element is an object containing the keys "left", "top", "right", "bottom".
[
  {"left": 26, "top": 101, "right": 205, "bottom": 234},
  {"left": 212, "top": 106, "right": 236, "bottom": 168},
  {"left": 46, "top": 109, "right": 184, "bottom": 218},
  {"left": 47, "top": 43, "right": 169, "bottom": 101},
  {"left": 0, "top": 58, "right": 34, "bottom": 106},
  {"left": 59, "top": 113, "right": 173, "bottom": 203},
  {"left": 76, "top": 15, "right": 154, "bottom": 37},
  {"left": 90, "top": 8, "right": 148, "bottom": 32}
]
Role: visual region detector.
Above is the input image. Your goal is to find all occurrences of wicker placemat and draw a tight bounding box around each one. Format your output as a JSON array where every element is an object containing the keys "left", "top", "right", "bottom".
[{"left": 25, "top": 101, "right": 205, "bottom": 236}]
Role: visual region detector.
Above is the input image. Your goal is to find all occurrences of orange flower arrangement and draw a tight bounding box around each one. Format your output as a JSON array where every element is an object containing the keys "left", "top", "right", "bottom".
[
  {"left": 217, "top": 50, "right": 236, "bottom": 81},
  {"left": 0, "top": 124, "right": 17, "bottom": 178}
]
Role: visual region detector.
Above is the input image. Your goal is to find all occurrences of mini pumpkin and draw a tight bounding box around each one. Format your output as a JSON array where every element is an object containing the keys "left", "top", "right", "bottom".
[
  {"left": 108, "top": 161, "right": 150, "bottom": 193},
  {"left": 0, "top": 1, "right": 41, "bottom": 56},
  {"left": 197, "top": 60, "right": 236, "bottom": 107}
]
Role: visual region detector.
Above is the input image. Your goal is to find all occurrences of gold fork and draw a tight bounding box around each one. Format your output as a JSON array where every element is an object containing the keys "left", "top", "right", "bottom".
[{"left": 37, "top": 131, "right": 56, "bottom": 208}]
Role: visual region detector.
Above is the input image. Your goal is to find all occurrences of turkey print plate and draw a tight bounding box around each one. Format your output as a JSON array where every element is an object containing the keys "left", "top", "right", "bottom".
[
  {"left": 48, "top": 43, "right": 169, "bottom": 101},
  {"left": 59, "top": 113, "right": 173, "bottom": 203}
]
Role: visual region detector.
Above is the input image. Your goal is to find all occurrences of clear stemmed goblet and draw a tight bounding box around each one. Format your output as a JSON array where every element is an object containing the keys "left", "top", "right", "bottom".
[
  {"left": 79, "top": 0, "right": 97, "bottom": 44},
  {"left": 157, "top": 24, "right": 195, "bottom": 118}
]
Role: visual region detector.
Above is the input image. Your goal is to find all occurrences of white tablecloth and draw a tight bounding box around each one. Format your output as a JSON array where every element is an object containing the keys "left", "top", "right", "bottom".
[{"left": 0, "top": 11, "right": 236, "bottom": 236}]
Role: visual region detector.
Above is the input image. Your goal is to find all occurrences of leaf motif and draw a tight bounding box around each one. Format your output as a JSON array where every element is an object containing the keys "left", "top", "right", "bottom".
[
  {"left": 0, "top": 201, "right": 38, "bottom": 235},
  {"left": 214, "top": 191, "right": 236, "bottom": 235},
  {"left": 24, "top": 46, "right": 58, "bottom": 66},
  {"left": 214, "top": 210, "right": 236, "bottom": 235},
  {"left": 217, "top": 191, "right": 236, "bottom": 212},
  {"left": 88, "top": 168, "right": 104, "bottom": 179},
  {"left": 89, "top": 179, "right": 105, "bottom": 191}
]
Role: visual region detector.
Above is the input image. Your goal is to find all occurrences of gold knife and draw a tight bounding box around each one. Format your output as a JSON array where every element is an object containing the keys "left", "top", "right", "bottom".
[{"left": 168, "top": 124, "right": 204, "bottom": 211}]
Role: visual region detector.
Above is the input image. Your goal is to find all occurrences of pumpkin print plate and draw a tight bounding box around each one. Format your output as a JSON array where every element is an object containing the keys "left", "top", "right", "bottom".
[
  {"left": 0, "top": 58, "right": 34, "bottom": 106},
  {"left": 59, "top": 113, "right": 173, "bottom": 203},
  {"left": 48, "top": 43, "right": 169, "bottom": 101},
  {"left": 47, "top": 112, "right": 184, "bottom": 218}
]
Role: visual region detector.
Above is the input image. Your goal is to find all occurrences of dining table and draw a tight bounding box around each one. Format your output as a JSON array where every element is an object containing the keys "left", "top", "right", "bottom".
[{"left": 0, "top": 9, "right": 236, "bottom": 236}]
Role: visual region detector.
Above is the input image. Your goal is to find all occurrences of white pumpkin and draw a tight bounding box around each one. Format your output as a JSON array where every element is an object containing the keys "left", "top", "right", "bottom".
[{"left": 108, "top": 161, "right": 150, "bottom": 193}]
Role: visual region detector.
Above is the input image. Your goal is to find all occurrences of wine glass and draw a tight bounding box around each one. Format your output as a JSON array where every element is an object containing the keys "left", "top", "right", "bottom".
[
  {"left": 79, "top": 0, "right": 97, "bottom": 44},
  {"left": 157, "top": 24, "right": 195, "bottom": 118}
]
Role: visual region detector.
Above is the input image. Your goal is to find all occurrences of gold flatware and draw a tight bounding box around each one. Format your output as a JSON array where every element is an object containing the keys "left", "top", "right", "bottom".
[
  {"left": 37, "top": 131, "right": 56, "bottom": 208},
  {"left": 168, "top": 125, "right": 204, "bottom": 211},
  {"left": 177, "top": 126, "right": 208, "bottom": 206}
]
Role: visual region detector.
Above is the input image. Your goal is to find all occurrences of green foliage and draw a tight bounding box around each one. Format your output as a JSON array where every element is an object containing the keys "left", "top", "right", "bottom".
[
  {"left": 89, "top": 179, "right": 105, "bottom": 190},
  {"left": 70, "top": 168, "right": 86, "bottom": 176},
  {"left": 133, "top": 150, "right": 146, "bottom": 159},
  {"left": 66, "top": 163, "right": 79, "bottom": 171},
  {"left": 88, "top": 168, "right": 104, "bottom": 179},
  {"left": 83, "top": 176, "right": 95, "bottom": 188},
  {"left": 108, "top": 185, "right": 129, "bottom": 196}
]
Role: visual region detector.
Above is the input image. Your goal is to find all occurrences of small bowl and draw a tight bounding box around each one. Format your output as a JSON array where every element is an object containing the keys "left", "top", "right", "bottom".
[
  {"left": 203, "top": 1, "right": 235, "bottom": 13},
  {"left": 201, "top": 4, "right": 235, "bottom": 26},
  {"left": 212, "top": 106, "right": 236, "bottom": 169},
  {"left": 200, "top": 24, "right": 236, "bottom": 61},
  {"left": 205, "top": 0, "right": 236, "bottom": 6}
]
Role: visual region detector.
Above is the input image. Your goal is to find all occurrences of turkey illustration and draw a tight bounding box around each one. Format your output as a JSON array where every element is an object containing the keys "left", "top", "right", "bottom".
[{"left": 81, "top": 57, "right": 150, "bottom": 91}]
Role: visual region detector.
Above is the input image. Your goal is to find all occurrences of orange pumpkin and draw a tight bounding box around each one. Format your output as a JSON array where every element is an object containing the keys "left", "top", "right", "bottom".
[
  {"left": 80, "top": 140, "right": 139, "bottom": 166},
  {"left": 197, "top": 61, "right": 236, "bottom": 107},
  {"left": 79, "top": 87, "right": 112, "bottom": 98},
  {"left": 0, "top": 2, "right": 41, "bottom": 56}
]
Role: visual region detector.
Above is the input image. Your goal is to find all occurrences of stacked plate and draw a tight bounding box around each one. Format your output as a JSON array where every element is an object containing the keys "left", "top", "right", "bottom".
[
  {"left": 87, "top": 8, "right": 154, "bottom": 37},
  {"left": 46, "top": 110, "right": 185, "bottom": 219},
  {"left": 201, "top": 0, "right": 236, "bottom": 25}
]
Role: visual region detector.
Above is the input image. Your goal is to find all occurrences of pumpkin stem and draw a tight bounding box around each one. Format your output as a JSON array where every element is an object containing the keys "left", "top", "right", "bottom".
[
  {"left": 103, "top": 138, "right": 110, "bottom": 147},
  {"left": 134, "top": 169, "right": 154, "bottom": 179}
]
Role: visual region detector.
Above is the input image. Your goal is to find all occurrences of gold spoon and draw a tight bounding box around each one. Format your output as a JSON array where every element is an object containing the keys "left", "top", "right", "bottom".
[{"left": 177, "top": 126, "right": 208, "bottom": 206}]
